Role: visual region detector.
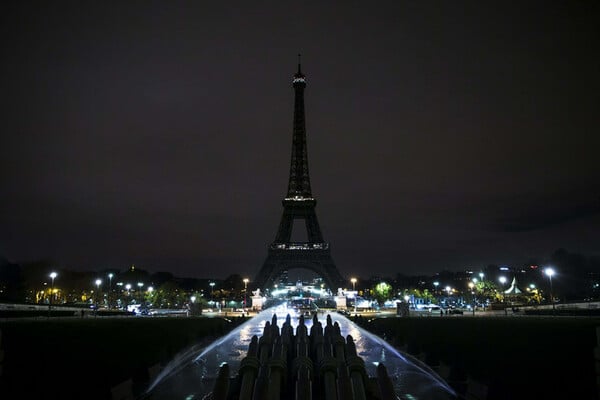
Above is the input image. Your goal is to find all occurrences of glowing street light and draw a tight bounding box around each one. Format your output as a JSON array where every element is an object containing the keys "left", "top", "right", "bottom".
[
  {"left": 243, "top": 278, "right": 249, "bottom": 310},
  {"left": 137, "top": 282, "right": 144, "bottom": 304},
  {"left": 498, "top": 276, "right": 508, "bottom": 314},
  {"left": 210, "top": 282, "right": 215, "bottom": 302},
  {"left": 350, "top": 278, "right": 358, "bottom": 313},
  {"left": 107, "top": 273, "right": 114, "bottom": 309},
  {"left": 49, "top": 272, "right": 57, "bottom": 316},
  {"left": 125, "top": 283, "right": 132, "bottom": 306},
  {"left": 545, "top": 267, "right": 556, "bottom": 312},
  {"left": 468, "top": 281, "right": 476, "bottom": 315},
  {"left": 95, "top": 279, "right": 102, "bottom": 316}
]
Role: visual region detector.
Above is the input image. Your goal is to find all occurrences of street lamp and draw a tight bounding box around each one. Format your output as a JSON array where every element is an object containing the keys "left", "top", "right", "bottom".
[
  {"left": 351, "top": 278, "right": 358, "bottom": 313},
  {"left": 95, "top": 279, "right": 102, "bottom": 316},
  {"left": 49, "top": 272, "right": 57, "bottom": 316},
  {"left": 108, "top": 273, "right": 114, "bottom": 309},
  {"left": 210, "top": 282, "right": 215, "bottom": 303},
  {"left": 499, "top": 276, "right": 508, "bottom": 315},
  {"left": 478, "top": 273, "right": 485, "bottom": 309},
  {"left": 243, "top": 278, "right": 249, "bottom": 311},
  {"left": 545, "top": 267, "right": 556, "bottom": 312},
  {"left": 468, "top": 282, "right": 475, "bottom": 315},
  {"left": 137, "top": 282, "right": 144, "bottom": 304}
]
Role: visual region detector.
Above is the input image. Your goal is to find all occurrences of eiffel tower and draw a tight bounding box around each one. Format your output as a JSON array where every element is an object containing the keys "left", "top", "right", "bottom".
[{"left": 253, "top": 58, "right": 345, "bottom": 291}]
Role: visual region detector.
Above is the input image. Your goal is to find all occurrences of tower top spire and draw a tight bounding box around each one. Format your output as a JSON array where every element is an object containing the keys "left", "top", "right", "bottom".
[
  {"left": 293, "top": 53, "right": 305, "bottom": 84},
  {"left": 287, "top": 56, "right": 311, "bottom": 198}
]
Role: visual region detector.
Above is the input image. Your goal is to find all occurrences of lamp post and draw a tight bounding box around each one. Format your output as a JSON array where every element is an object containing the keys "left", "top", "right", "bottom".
[
  {"left": 137, "top": 282, "right": 144, "bottom": 304},
  {"left": 499, "top": 276, "right": 507, "bottom": 314},
  {"left": 471, "top": 278, "right": 478, "bottom": 312},
  {"left": 95, "top": 279, "right": 102, "bottom": 316},
  {"left": 351, "top": 278, "right": 357, "bottom": 313},
  {"left": 243, "top": 278, "right": 249, "bottom": 311},
  {"left": 479, "top": 273, "right": 485, "bottom": 310},
  {"left": 147, "top": 286, "right": 153, "bottom": 308},
  {"left": 108, "top": 273, "right": 114, "bottom": 309},
  {"left": 445, "top": 286, "right": 452, "bottom": 309},
  {"left": 49, "top": 272, "right": 57, "bottom": 316},
  {"left": 545, "top": 267, "right": 556, "bottom": 313},
  {"left": 125, "top": 284, "right": 131, "bottom": 309},
  {"left": 210, "top": 282, "right": 215, "bottom": 305},
  {"left": 190, "top": 296, "right": 196, "bottom": 317}
]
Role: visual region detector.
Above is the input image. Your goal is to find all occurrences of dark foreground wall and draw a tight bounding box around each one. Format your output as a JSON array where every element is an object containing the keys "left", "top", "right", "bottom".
[
  {"left": 0, "top": 316, "right": 245, "bottom": 400},
  {"left": 353, "top": 315, "right": 600, "bottom": 400},
  {"left": 2, "top": 315, "right": 598, "bottom": 400}
]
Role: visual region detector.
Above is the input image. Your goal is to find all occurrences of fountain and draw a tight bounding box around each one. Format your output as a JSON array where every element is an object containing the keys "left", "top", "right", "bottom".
[{"left": 141, "top": 304, "right": 457, "bottom": 399}]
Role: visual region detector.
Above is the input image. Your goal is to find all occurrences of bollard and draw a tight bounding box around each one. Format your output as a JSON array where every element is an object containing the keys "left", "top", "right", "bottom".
[
  {"left": 268, "top": 336, "right": 287, "bottom": 400},
  {"left": 337, "top": 361, "right": 354, "bottom": 399},
  {"left": 320, "top": 337, "right": 338, "bottom": 400},
  {"left": 296, "top": 364, "right": 312, "bottom": 400},
  {"left": 297, "top": 314, "right": 308, "bottom": 338},
  {"left": 259, "top": 321, "right": 273, "bottom": 364},
  {"left": 324, "top": 315, "right": 334, "bottom": 338},
  {"left": 376, "top": 363, "right": 396, "bottom": 400},
  {"left": 252, "top": 365, "right": 270, "bottom": 400},
  {"left": 271, "top": 313, "right": 280, "bottom": 338},
  {"left": 212, "top": 362, "right": 230, "bottom": 400},
  {"left": 239, "top": 336, "right": 260, "bottom": 400},
  {"left": 332, "top": 334, "right": 346, "bottom": 363},
  {"left": 346, "top": 335, "right": 367, "bottom": 400}
]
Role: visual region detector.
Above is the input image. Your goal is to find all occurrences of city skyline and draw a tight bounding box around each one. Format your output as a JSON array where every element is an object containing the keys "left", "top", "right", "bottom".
[{"left": 1, "top": 2, "right": 599, "bottom": 280}]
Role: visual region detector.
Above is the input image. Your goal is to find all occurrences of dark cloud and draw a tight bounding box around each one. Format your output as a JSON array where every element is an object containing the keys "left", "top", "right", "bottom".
[{"left": 494, "top": 198, "right": 600, "bottom": 233}]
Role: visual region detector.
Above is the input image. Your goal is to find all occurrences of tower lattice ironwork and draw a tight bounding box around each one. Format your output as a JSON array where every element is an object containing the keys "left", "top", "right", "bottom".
[{"left": 253, "top": 59, "right": 345, "bottom": 291}]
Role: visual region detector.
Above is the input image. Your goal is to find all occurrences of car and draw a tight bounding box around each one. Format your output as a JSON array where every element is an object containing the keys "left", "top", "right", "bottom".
[{"left": 448, "top": 308, "right": 463, "bottom": 315}]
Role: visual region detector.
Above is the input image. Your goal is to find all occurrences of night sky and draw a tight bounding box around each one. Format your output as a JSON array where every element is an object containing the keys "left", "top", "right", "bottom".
[{"left": 1, "top": 2, "right": 599, "bottom": 280}]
